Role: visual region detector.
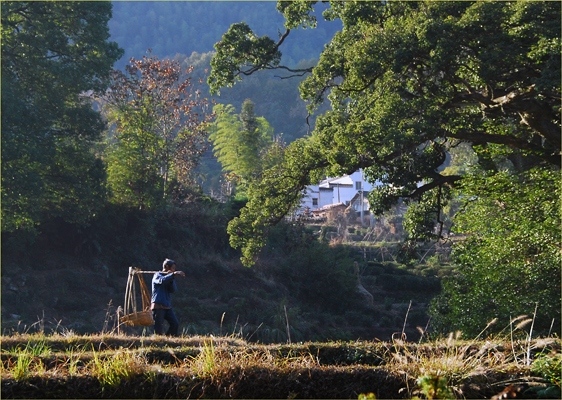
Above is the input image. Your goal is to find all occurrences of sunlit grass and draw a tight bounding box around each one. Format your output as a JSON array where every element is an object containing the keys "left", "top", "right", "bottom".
[
  {"left": 0, "top": 329, "right": 559, "bottom": 399},
  {"left": 384, "top": 316, "right": 561, "bottom": 399},
  {"left": 88, "top": 347, "right": 150, "bottom": 388},
  {"left": 188, "top": 339, "right": 217, "bottom": 378},
  {"left": 1, "top": 338, "right": 52, "bottom": 381}
]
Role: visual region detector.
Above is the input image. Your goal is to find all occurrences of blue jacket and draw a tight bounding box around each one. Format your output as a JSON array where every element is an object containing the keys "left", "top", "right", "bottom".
[{"left": 151, "top": 272, "right": 177, "bottom": 308}]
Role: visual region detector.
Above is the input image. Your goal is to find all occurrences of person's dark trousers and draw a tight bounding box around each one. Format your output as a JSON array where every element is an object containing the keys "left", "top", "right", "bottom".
[{"left": 153, "top": 308, "right": 180, "bottom": 336}]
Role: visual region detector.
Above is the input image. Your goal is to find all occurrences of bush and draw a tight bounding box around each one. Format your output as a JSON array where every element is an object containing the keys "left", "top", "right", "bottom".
[{"left": 531, "top": 353, "right": 562, "bottom": 387}]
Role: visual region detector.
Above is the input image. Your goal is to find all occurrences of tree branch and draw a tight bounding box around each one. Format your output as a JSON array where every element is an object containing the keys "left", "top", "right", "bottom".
[
  {"left": 443, "top": 84, "right": 561, "bottom": 161},
  {"left": 408, "top": 174, "right": 462, "bottom": 200},
  {"left": 447, "top": 130, "right": 560, "bottom": 167}
]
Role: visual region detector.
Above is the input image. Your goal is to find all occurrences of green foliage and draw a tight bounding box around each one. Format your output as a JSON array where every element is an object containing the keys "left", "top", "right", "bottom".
[
  {"left": 227, "top": 138, "right": 327, "bottom": 266},
  {"left": 105, "top": 123, "right": 164, "bottom": 209},
  {"left": 415, "top": 374, "right": 454, "bottom": 400},
  {"left": 89, "top": 348, "right": 147, "bottom": 389},
  {"left": 110, "top": 1, "right": 338, "bottom": 67},
  {"left": 208, "top": 23, "right": 282, "bottom": 94},
  {"left": 88, "top": 198, "right": 234, "bottom": 268},
  {"left": 403, "top": 199, "right": 441, "bottom": 242},
  {"left": 189, "top": 339, "right": 217, "bottom": 378},
  {"left": 209, "top": 100, "right": 275, "bottom": 194},
  {"left": 532, "top": 353, "right": 562, "bottom": 387},
  {"left": 10, "top": 339, "right": 51, "bottom": 381},
  {"left": 379, "top": 273, "right": 439, "bottom": 293},
  {"left": 102, "top": 55, "right": 213, "bottom": 209},
  {"left": 1, "top": 1, "right": 123, "bottom": 233},
  {"left": 185, "top": 52, "right": 316, "bottom": 196},
  {"left": 211, "top": 0, "right": 561, "bottom": 265},
  {"left": 270, "top": 238, "right": 358, "bottom": 313},
  {"left": 277, "top": 0, "right": 318, "bottom": 29},
  {"left": 430, "top": 168, "right": 561, "bottom": 336}
]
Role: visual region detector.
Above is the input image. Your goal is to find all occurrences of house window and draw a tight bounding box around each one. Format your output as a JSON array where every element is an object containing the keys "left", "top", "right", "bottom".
[
  {"left": 356, "top": 181, "right": 362, "bottom": 190},
  {"left": 312, "top": 198, "right": 318, "bottom": 206}
]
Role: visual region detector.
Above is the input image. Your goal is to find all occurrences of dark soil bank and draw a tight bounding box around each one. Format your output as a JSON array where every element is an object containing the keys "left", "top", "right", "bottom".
[
  {"left": 2, "top": 368, "right": 408, "bottom": 399},
  {"left": 0, "top": 368, "right": 526, "bottom": 399}
]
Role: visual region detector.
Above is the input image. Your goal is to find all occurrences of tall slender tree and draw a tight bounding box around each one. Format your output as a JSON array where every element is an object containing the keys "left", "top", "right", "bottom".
[{"left": 209, "top": 99, "right": 274, "bottom": 196}]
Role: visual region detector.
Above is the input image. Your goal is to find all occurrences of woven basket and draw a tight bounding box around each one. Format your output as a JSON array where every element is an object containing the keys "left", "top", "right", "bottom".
[
  {"left": 121, "top": 267, "right": 155, "bottom": 327},
  {"left": 120, "top": 310, "right": 154, "bottom": 327}
]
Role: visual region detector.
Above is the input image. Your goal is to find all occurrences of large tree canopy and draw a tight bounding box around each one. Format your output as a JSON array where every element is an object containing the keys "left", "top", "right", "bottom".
[
  {"left": 1, "top": 2, "right": 123, "bottom": 232},
  {"left": 209, "top": 0, "right": 561, "bottom": 266}
]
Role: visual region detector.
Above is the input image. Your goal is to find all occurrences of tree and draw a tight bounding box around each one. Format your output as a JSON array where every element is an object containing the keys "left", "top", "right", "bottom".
[
  {"left": 429, "top": 167, "right": 561, "bottom": 336},
  {"left": 209, "top": 100, "right": 275, "bottom": 196},
  {"left": 209, "top": 0, "right": 560, "bottom": 265},
  {"left": 1, "top": 1, "right": 123, "bottom": 233},
  {"left": 171, "top": 52, "right": 308, "bottom": 197},
  {"left": 227, "top": 138, "right": 324, "bottom": 265},
  {"left": 102, "top": 54, "right": 213, "bottom": 209}
]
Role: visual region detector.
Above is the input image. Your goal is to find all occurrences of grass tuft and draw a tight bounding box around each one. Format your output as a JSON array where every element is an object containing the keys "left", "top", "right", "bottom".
[
  {"left": 87, "top": 347, "right": 149, "bottom": 388},
  {"left": 189, "top": 339, "right": 218, "bottom": 378},
  {"left": 7, "top": 338, "right": 51, "bottom": 381}
]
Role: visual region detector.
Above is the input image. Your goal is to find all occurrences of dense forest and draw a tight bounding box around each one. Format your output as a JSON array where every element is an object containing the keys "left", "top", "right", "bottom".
[{"left": 1, "top": 1, "right": 560, "bottom": 344}]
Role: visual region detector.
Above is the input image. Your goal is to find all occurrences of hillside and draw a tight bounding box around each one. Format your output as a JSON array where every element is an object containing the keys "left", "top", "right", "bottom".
[
  {"left": 0, "top": 1, "right": 439, "bottom": 342},
  {"left": 0, "top": 241, "right": 441, "bottom": 343},
  {"left": 1, "top": 202, "right": 444, "bottom": 343},
  {"left": 4, "top": 1, "right": 558, "bottom": 361}
]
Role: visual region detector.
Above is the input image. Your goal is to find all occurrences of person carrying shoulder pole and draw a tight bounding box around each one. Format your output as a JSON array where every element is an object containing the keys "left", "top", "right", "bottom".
[{"left": 151, "top": 258, "right": 185, "bottom": 336}]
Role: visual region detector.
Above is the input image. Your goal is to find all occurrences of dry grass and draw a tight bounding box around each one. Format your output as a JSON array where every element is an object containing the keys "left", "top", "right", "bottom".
[
  {"left": 1, "top": 332, "right": 560, "bottom": 399},
  {"left": 387, "top": 333, "right": 518, "bottom": 398}
]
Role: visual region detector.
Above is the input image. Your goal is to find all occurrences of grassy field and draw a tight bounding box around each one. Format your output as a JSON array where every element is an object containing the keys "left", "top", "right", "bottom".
[{"left": 1, "top": 331, "right": 560, "bottom": 399}]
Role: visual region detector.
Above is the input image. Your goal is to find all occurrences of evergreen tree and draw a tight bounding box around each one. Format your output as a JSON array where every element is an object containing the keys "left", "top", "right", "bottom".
[
  {"left": 1, "top": 1, "right": 123, "bottom": 233},
  {"left": 209, "top": 100, "right": 274, "bottom": 196},
  {"left": 210, "top": 1, "right": 561, "bottom": 335}
]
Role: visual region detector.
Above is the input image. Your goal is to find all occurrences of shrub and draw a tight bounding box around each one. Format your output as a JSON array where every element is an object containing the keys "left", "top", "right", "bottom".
[
  {"left": 276, "top": 243, "right": 359, "bottom": 313},
  {"left": 531, "top": 353, "right": 562, "bottom": 387}
]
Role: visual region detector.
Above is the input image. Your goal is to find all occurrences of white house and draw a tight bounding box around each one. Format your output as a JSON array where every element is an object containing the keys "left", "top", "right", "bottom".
[{"left": 299, "top": 169, "right": 376, "bottom": 213}]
